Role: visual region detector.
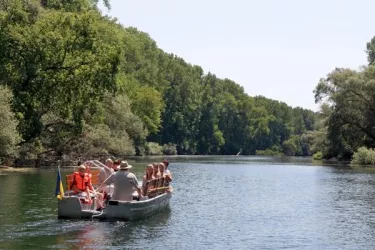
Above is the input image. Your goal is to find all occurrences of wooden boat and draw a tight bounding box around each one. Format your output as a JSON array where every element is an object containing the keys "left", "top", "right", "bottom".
[
  {"left": 93, "top": 189, "right": 173, "bottom": 221},
  {"left": 94, "top": 176, "right": 173, "bottom": 221},
  {"left": 58, "top": 160, "right": 173, "bottom": 221}
]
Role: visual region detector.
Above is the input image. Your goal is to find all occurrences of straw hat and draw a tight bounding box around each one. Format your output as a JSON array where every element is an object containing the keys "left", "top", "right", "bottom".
[{"left": 120, "top": 161, "right": 132, "bottom": 170}]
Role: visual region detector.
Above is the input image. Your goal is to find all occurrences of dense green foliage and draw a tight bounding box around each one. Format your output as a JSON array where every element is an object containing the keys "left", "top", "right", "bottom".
[
  {"left": 0, "top": 86, "right": 21, "bottom": 161},
  {"left": 351, "top": 147, "right": 375, "bottom": 166},
  {"left": 315, "top": 37, "right": 375, "bottom": 162},
  {"left": 312, "top": 151, "right": 323, "bottom": 161},
  {"left": 0, "top": 0, "right": 318, "bottom": 164}
]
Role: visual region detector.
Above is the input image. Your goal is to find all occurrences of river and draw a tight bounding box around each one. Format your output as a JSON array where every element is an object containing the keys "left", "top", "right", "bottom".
[{"left": 1, "top": 156, "right": 375, "bottom": 249}]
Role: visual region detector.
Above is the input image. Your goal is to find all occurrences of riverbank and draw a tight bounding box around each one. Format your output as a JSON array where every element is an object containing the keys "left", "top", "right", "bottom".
[{"left": 0, "top": 166, "right": 40, "bottom": 173}]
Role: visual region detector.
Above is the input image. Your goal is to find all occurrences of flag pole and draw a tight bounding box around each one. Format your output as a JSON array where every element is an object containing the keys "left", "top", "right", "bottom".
[
  {"left": 55, "top": 160, "right": 64, "bottom": 200},
  {"left": 57, "top": 160, "right": 61, "bottom": 178}
]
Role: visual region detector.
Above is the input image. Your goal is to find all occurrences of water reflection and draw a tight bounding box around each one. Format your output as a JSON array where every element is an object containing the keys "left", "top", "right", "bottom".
[{"left": 53, "top": 207, "right": 172, "bottom": 249}]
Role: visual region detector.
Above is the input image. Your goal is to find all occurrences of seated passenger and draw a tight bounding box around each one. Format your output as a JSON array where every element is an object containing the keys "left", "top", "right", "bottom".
[
  {"left": 97, "top": 161, "right": 142, "bottom": 202},
  {"left": 71, "top": 165, "right": 90, "bottom": 195},
  {"left": 72, "top": 165, "right": 104, "bottom": 210},
  {"left": 152, "top": 163, "right": 160, "bottom": 178},
  {"left": 158, "top": 162, "right": 166, "bottom": 177},
  {"left": 163, "top": 159, "right": 172, "bottom": 178},
  {"left": 160, "top": 161, "right": 172, "bottom": 186},
  {"left": 142, "top": 164, "right": 154, "bottom": 195},
  {"left": 113, "top": 159, "right": 121, "bottom": 172}
]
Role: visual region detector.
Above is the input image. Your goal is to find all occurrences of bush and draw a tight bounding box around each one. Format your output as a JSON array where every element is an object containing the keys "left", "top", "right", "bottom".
[
  {"left": 163, "top": 143, "right": 177, "bottom": 155},
  {"left": 145, "top": 142, "right": 163, "bottom": 155},
  {"left": 256, "top": 149, "right": 282, "bottom": 156},
  {"left": 282, "top": 139, "right": 297, "bottom": 156},
  {"left": 351, "top": 147, "right": 375, "bottom": 166},
  {"left": 312, "top": 151, "right": 323, "bottom": 160},
  {"left": 69, "top": 123, "right": 136, "bottom": 157}
]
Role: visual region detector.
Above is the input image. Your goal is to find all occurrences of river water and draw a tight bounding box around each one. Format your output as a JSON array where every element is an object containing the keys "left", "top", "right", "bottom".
[{"left": 1, "top": 156, "right": 375, "bottom": 249}]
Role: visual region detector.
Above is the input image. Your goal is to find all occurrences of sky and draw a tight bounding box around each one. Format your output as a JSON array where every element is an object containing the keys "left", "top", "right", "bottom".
[{"left": 99, "top": 0, "right": 374, "bottom": 111}]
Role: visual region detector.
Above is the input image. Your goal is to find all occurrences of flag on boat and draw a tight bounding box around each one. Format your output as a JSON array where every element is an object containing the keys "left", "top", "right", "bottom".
[{"left": 55, "top": 165, "right": 64, "bottom": 200}]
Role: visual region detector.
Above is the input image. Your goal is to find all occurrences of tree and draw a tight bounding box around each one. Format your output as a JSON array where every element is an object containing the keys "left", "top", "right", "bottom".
[
  {"left": 366, "top": 36, "right": 375, "bottom": 65},
  {"left": 0, "top": 3, "right": 123, "bottom": 154},
  {"left": 0, "top": 86, "right": 21, "bottom": 160},
  {"left": 314, "top": 66, "right": 375, "bottom": 159}
]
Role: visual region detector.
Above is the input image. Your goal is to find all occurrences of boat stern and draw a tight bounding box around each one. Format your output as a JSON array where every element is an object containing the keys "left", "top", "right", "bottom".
[{"left": 58, "top": 196, "right": 98, "bottom": 219}]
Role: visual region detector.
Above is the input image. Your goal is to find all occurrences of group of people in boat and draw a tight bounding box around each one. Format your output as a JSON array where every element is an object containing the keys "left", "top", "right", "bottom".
[{"left": 69, "top": 159, "right": 172, "bottom": 210}]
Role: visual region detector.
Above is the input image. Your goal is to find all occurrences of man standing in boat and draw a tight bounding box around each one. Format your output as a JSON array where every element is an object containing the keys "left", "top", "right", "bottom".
[{"left": 96, "top": 161, "right": 143, "bottom": 201}]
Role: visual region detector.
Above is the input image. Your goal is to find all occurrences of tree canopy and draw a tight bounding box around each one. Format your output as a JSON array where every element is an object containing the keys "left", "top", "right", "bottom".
[
  {"left": 313, "top": 36, "right": 375, "bottom": 160},
  {"left": 0, "top": 0, "right": 318, "bottom": 164}
]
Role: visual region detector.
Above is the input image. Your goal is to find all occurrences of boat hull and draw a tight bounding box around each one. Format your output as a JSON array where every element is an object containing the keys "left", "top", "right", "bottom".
[
  {"left": 58, "top": 196, "right": 99, "bottom": 219},
  {"left": 94, "top": 192, "right": 172, "bottom": 221}
]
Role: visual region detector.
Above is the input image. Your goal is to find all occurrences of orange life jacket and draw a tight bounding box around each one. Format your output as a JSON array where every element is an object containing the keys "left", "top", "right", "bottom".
[{"left": 72, "top": 172, "right": 90, "bottom": 192}]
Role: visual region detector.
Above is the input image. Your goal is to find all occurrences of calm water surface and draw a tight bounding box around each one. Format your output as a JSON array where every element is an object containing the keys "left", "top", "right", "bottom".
[{"left": 1, "top": 156, "right": 375, "bottom": 249}]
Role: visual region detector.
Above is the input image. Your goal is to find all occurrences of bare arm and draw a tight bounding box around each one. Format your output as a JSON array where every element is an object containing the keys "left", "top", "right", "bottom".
[
  {"left": 166, "top": 173, "right": 172, "bottom": 182},
  {"left": 136, "top": 186, "right": 142, "bottom": 197}
]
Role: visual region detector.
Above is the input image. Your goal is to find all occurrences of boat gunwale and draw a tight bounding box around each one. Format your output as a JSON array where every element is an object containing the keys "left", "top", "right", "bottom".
[{"left": 107, "top": 190, "right": 173, "bottom": 205}]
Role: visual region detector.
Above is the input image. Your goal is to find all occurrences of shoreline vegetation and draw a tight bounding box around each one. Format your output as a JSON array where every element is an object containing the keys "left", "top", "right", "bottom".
[
  {"left": 0, "top": 1, "right": 374, "bottom": 167},
  {"left": 0, "top": 155, "right": 353, "bottom": 170},
  {"left": 313, "top": 37, "right": 375, "bottom": 167}
]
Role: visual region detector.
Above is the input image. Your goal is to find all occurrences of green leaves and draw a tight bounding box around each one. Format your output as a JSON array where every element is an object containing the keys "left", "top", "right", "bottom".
[
  {"left": 0, "top": 86, "right": 21, "bottom": 159},
  {"left": 0, "top": 0, "right": 319, "bottom": 161},
  {"left": 367, "top": 37, "right": 375, "bottom": 65},
  {"left": 1, "top": 5, "right": 123, "bottom": 144},
  {"left": 314, "top": 46, "right": 375, "bottom": 159}
]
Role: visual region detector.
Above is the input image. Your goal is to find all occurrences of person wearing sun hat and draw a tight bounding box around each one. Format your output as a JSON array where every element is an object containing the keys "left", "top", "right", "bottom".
[{"left": 97, "top": 160, "right": 142, "bottom": 201}]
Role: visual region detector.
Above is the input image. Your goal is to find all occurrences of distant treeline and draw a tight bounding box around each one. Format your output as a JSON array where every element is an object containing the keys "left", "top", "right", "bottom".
[{"left": 0, "top": 0, "right": 319, "bottom": 165}]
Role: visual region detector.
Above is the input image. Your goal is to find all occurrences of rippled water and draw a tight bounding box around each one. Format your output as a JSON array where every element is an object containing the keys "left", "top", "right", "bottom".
[{"left": 1, "top": 156, "right": 375, "bottom": 249}]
